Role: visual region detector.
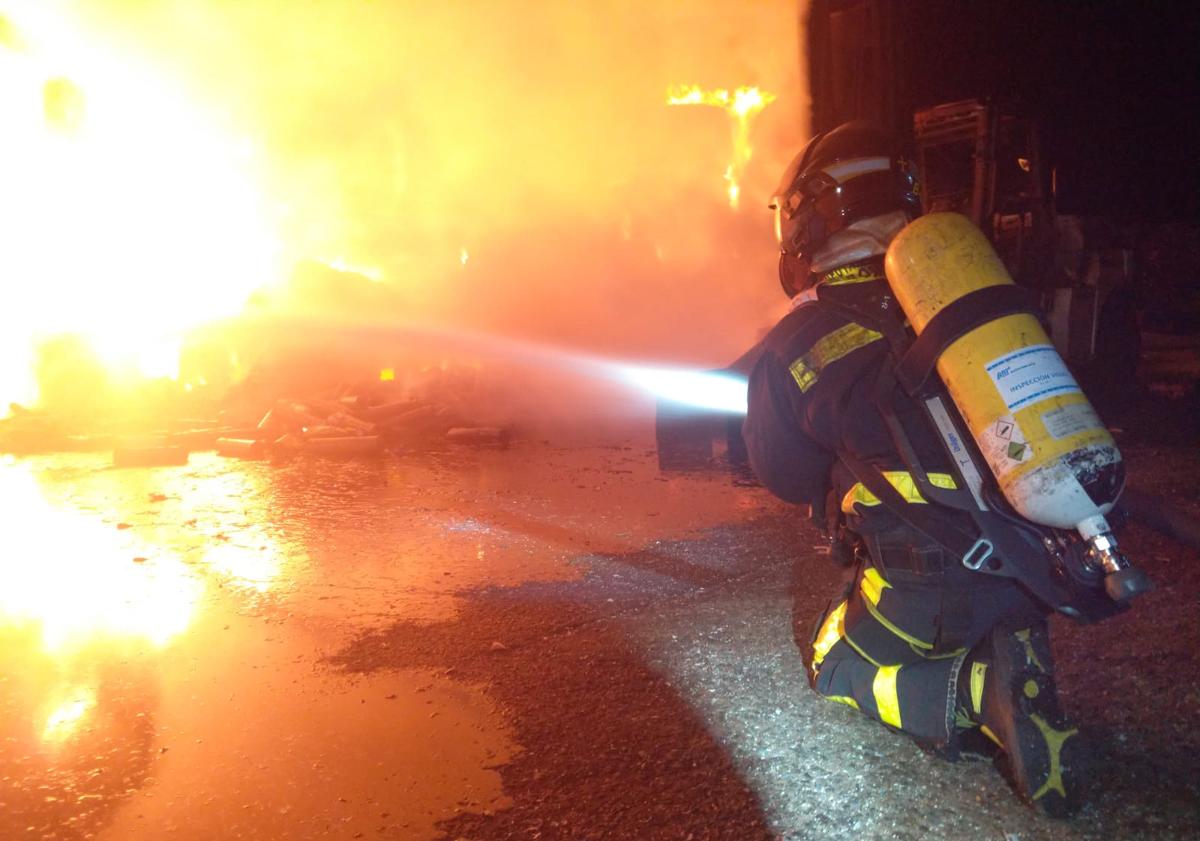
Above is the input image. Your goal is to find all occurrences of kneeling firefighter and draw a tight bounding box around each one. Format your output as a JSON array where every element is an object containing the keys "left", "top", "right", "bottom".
[{"left": 742, "top": 121, "right": 1152, "bottom": 817}]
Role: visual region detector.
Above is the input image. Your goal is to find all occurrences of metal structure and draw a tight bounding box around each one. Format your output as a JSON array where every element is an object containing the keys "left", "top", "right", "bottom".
[{"left": 912, "top": 99, "right": 1053, "bottom": 286}]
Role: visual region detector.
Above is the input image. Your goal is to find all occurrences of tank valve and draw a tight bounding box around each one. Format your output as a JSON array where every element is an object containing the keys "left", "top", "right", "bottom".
[{"left": 1086, "top": 533, "right": 1155, "bottom": 602}]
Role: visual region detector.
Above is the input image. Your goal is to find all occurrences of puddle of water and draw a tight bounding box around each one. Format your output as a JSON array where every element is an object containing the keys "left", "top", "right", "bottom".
[
  {"left": 0, "top": 441, "right": 767, "bottom": 839},
  {"left": 0, "top": 454, "right": 518, "bottom": 840},
  {"left": 94, "top": 610, "right": 515, "bottom": 841}
]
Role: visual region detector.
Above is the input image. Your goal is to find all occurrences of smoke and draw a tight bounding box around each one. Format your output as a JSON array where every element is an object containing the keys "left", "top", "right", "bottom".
[{"left": 7, "top": 0, "right": 810, "bottom": 422}]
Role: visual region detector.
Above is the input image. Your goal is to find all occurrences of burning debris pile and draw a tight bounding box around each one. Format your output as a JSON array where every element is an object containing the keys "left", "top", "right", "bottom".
[
  {"left": 213, "top": 376, "right": 510, "bottom": 462},
  {"left": 0, "top": 254, "right": 514, "bottom": 463},
  {"left": 0, "top": 359, "right": 512, "bottom": 465}
]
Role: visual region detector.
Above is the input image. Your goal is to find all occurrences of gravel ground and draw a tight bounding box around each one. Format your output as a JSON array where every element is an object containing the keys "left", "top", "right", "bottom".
[{"left": 332, "top": 429, "right": 1200, "bottom": 840}]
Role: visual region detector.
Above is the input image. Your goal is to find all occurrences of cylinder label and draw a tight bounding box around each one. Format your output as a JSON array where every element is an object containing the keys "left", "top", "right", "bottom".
[
  {"left": 985, "top": 344, "right": 1081, "bottom": 412},
  {"left": 1041, "top": 402, "right": 1105, "bottom": 440}
]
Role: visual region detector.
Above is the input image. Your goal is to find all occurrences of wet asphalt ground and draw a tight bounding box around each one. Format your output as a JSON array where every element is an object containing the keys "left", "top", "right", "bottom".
[{"left": 0, "top": 426, "right": 1197, "bottom": 841}]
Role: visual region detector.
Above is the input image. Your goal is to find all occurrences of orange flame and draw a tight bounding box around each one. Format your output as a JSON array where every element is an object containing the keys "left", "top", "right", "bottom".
[
  {"left": 667, "top": 84, "right": 777, "bottom": 210},
  {"left": 42, "top": 686, "right": 97, "bottom": 743},
  {"left": 0, "top": 464, "right": 202, "bottom": 652},
  {"left": 0, "top": 6, "right": 281, "bottom": 408}
]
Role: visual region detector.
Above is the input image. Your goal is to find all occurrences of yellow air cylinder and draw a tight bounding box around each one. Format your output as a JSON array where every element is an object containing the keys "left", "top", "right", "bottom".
[{"left": 884, "top": 213, "right": 1123, "bottom": 537}]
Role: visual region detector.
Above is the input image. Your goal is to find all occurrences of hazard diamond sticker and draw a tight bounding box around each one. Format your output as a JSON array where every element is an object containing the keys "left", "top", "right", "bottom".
[{"left": 979, "top": 414, "right": 1032, "bottom": 478}]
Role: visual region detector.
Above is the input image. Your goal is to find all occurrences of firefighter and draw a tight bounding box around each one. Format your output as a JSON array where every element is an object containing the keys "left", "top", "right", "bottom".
[{"left": 742, "top": 122, "right": 1086, "bottom": 816}]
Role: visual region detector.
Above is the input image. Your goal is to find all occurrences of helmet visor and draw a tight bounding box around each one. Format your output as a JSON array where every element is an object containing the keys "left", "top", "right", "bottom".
[{"left": 770, "top": 155, "right": 898, "bottom": 254}]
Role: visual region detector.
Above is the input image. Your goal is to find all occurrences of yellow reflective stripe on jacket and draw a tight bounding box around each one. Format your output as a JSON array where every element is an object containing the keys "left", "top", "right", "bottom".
[
  {"left": 841, "top": 471, "right": 958, "bottom": 513},
  {"left": 788, "top": 322, "right": 883, "bottom": 393},
  {"left": 872, "top": 664, "right": 903, "bottom": 728},
  {"left": 860, "top": 566, "right": 891, "bottom": 606},
  {"left": 826, "top": 695, "right": 860, "bottom": 711},
  {"left": 811, "top": 600, "right": 847, "bottom": 676}
]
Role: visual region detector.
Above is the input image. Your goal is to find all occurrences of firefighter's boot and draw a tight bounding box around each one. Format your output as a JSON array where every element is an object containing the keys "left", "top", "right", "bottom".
[{"left": 959, "top": 622, "right": 1088, "bottom": 817}]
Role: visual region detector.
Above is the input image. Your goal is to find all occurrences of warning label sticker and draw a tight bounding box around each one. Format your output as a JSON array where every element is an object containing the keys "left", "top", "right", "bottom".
[
  {"left": 979, "top": 414, "right": 1031, "bottom": 475},
  {"left": 985, "top": 344, "right": 1081, "bottom": 413},
  {"left": 1041, "top": 402, "right": 1105, "bottom": 440}
]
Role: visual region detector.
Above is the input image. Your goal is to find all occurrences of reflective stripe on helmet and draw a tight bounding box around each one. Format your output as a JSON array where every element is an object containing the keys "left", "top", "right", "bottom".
[{"left": 822, "top": 155, "right": 891, "bottom": 184}]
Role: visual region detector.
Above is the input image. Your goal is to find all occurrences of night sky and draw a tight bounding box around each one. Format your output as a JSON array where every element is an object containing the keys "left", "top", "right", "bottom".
[{"left": 900, "top": 0, "right": 1200, "bottom": 221}]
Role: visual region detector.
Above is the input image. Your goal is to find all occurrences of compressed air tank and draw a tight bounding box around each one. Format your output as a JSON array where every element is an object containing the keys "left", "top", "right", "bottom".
[{"left": 884, "top": 213, "right": 1123, "bottom": 538}]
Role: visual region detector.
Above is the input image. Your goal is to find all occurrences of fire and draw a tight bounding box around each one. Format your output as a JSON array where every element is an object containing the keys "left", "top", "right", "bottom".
[
  {"left": 667, "top": 84, "right": 777, "bottom": 210},
  {"left": 42, "top": 686, "right": 97, "bottom": 743},
  {"left": 0, "top": 6, "right": 280, "bottom": 408},
  {"left": 325, "top": 258, "right": 383, "bottom": 282},
  {"left": 0, "top": 455, "right": 293, "bottom": 652},
  {"left": 0, "top": 465, "right": 201, "bottom": 651}
]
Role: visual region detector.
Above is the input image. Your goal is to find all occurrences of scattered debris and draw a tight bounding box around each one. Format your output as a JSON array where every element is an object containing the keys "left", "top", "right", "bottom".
[
  {"left": 1, "top": 360, "right": 514, "bottom": 459},
  {"left": 215, "top": 437, "right": 267, "bottom": 459},
  {"left": 211, "top": 379, "right": 512, "bottom": 459}
]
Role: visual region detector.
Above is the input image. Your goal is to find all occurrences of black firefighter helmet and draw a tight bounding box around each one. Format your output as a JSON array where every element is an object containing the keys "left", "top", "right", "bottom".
[{"left": 770, "top": 121, "right": 920, "bottom": 297}]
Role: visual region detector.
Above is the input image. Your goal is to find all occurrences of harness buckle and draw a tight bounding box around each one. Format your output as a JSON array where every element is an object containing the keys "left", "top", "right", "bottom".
[{"left": 961, "top": 538, "right": 994, "bottom": 571}]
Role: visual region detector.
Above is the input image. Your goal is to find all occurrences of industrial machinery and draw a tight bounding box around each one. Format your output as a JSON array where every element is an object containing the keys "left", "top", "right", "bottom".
[{"left": 912, "top": 99, "right": 1053, "bottom": 287}]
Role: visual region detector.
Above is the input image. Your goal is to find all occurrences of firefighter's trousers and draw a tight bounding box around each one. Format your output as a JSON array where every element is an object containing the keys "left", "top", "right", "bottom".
[{"left": 808, "top": 526, "right": 1042, "bottom": 746}]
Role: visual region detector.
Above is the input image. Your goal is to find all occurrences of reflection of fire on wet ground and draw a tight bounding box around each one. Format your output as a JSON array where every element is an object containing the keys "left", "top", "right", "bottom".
[
  {"left": 0, "top": 464, "right": 202, "bottom": 650},
  {"left": 5, "top": 437, "right": 764, "bottom": 838},
  {"left": 0, "top": 453, "right": 296, "bottom": 838},
  {"left": 0, "top": 642, "right": 161, "bottom": 840}
]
